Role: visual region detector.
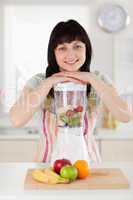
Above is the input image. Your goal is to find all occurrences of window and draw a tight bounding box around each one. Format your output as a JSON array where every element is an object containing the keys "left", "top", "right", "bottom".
[{"left": 2, "top": 4, "right": 89, "bottom": 112}]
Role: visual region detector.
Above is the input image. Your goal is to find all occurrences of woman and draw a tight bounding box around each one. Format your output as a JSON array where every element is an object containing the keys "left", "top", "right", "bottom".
[{"left": 9, "top": 19, "right": 131, "bottom": 165}]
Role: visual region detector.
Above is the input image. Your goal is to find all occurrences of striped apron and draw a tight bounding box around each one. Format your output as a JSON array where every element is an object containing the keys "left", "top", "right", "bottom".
[{"left": 34, "top": 109, "right": 101, "bottom": 167}]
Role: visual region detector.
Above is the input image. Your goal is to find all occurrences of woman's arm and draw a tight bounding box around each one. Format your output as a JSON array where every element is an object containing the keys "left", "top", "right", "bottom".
[
  {"left": 88, "top": 73, "right": 131, "bottom": 122},
  {"left": 9, "top": 79, "right": 51, "bottom": 128},
  {"left": 10, "top": 75, "right": 81, "bottom": 128},
  {"left": 54, "top": 71, "right": 131, "bottom": 122}
]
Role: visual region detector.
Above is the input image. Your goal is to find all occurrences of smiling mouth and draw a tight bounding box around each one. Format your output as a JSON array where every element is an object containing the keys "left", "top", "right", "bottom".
[{"left": 64, "top": 59, "right": 79, "bottom": 65}]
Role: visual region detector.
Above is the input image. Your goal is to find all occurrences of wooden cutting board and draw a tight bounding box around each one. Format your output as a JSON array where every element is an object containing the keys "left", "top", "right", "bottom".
[{"left": 24, "top": 168, "right": 129, "bottom": 190}]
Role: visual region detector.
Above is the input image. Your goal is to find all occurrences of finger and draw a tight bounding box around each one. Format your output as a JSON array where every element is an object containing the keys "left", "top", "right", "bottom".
[
  {"left": 64, "top": 73, "right": 87, "bottom": 84},
  {"left": 60, "top": 72, "right": 80, "bottom": 80},
  {"left": 52, "top": 73, "right": 62, "bottom": 77},
  {"left": 60, "top": 71, "right": 78, "bottom": 75},
  {"left": 53, "top": 73, "right": 78, "bottom": 80},
  {"left": 53, "top": 72, "right": 78, "bottom": 78},
  {"left": 66, "top": 77, "right": 86, "bottom": 85},
  {"left": 66, "top": 76, "right": 86, "bottom": 84}
]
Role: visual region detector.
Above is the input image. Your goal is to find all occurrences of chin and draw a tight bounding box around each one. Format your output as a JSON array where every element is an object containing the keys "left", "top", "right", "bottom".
[{"left": 60, "top": 66, "right": 80, "bottom": 72}]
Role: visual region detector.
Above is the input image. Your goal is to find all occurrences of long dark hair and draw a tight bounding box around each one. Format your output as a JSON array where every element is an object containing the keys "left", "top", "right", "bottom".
[{"left": 45, "top": 19, "right": 92, "bottom": 97}]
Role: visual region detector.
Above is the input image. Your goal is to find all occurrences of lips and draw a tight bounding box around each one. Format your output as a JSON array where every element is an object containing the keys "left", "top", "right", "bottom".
[{"left": 64, "top": 59, "right": 79, "bottom": 65}]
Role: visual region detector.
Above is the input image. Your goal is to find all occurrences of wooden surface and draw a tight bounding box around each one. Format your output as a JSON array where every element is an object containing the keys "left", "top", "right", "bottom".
[{"left": 24, "top": 168, "right": 129, "bottom": 190}]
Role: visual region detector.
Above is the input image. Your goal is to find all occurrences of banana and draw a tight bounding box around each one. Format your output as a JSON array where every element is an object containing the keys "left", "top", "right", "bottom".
[
  {"left": 44, "top": 168, "right": 69, "bottom": 184},
  {"left": 32, "top": 168, "right": 69, "bottom": 184},
  {"left": 32, "top": 169, "right": 49, "bottom": 183}
]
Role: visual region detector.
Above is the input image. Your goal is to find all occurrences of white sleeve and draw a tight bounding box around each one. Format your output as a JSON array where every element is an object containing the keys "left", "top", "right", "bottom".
[
  {"left": 25, "top": 73, "right": 45, "bottom": 90},
  {"left": 88, "top": 71, "right": 114, "bottom": 111},
  {"left": 94, "top": 70, "right": 114, "bottom": 86}
]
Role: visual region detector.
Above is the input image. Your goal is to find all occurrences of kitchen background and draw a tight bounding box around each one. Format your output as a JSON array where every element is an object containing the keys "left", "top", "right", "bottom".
[{"left": 0, "top": 0, "right": 133, "bottom": 162}]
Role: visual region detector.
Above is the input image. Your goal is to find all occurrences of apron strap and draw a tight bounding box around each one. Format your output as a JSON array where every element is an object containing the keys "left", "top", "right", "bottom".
[
  {"left": 42, "top": 110, "right": 49, "bottom": 162},
  {"left": 84, "top": 111, "right": 89, "bottom": 135}
]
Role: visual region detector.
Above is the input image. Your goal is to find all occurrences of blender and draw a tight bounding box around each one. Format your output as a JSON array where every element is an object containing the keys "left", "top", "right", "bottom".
[{"left": 50, "top": 82, "right": 90, "bottom": 165}]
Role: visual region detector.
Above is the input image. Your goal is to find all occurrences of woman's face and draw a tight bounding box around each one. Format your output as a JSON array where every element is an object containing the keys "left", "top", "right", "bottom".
[{"left": 54, "top": 40, "right": 86, "bottom": 72}]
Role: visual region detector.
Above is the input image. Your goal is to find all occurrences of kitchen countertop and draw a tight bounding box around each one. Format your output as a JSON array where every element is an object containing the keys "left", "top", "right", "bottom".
[
  {"left": 0, "top": 162, "right": 133, "bottom": 200},
  {"left": 0, "top": 127, "right": 133, "bottom": 140},
  {"left": 0, "top": 133, "right": 40, "bottom": 140},
  {"left": 95, "top": 128, "right": 133, "bottom": 140},
  {"left": 0, "top": 127, "right": 40, "bottom": 140}
]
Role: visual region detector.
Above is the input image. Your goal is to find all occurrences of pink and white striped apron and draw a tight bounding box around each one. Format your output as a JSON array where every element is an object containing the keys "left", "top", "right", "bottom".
[{"left": 40, "top": 109, "right": 101, "bottom": 166}]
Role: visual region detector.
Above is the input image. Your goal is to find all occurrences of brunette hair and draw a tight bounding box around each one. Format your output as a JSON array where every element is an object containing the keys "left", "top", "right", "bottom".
[{"left": 45, "top": 19, "right": 92, "bottom": 97}]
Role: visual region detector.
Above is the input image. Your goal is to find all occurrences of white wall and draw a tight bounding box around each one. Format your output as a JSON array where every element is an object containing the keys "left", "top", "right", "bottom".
[
  {"left": 0, "top": 0, "right": 132, "bottom": 84},
  {"left": 0, "top": 0, "right": 133, "bottom": 124},
  {"left": 89, "top": 0, "right": 133, "bottom": 80}
]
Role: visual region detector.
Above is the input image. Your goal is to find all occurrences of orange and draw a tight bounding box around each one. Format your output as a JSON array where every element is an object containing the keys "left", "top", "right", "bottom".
[{"left": 73, "top": 160, "right": 91, "bottom": 179}]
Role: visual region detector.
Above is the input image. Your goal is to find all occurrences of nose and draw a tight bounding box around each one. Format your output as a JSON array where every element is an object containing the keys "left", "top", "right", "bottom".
[{"left": 66, "top": 48, "right": 76, "bottom": 61}]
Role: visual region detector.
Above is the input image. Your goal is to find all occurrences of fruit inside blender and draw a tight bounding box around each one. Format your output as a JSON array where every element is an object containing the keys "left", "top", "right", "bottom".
[{"left": 57, "top": 104, "right": 84, "bottom": 127}]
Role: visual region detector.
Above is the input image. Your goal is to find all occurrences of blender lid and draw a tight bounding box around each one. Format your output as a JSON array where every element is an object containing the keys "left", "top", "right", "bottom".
[{"left": 54, "top": 82, "right": 87, "bottom": 91}]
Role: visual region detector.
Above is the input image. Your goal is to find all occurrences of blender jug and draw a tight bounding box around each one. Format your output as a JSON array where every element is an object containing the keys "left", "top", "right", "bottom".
[{"left": 50, "top": 82, "right": 90, "bottom": 165}]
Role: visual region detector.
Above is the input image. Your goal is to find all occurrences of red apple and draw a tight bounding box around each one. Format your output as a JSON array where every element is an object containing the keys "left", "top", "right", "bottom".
[
  {"left": 74, "top": 105, "right": 83, "bottom": 112},
  {"left": 53, "top": 158, "right": 72, "bottom": 174}
]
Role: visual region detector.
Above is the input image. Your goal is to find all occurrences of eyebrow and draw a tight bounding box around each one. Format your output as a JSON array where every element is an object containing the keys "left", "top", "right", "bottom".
[{"left": 58, "top": 41, "right": 83, "bottom": 46}]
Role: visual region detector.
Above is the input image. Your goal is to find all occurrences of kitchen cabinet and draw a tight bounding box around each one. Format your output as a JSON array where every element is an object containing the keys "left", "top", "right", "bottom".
[
  {"left": 100, "top": 140, "right": 133, "bottom": 161},
  {"left": 0, "top": 129, "right": 133, "bottom": 162},
  {"left": 96, "top": 128, "right": 133, "bottom": 162},
  {"left": 0, "top": 139, "right": 38, "bottom": 162},
  {"left": 0, "top": 139, "right": 100, "bottom": 163}
]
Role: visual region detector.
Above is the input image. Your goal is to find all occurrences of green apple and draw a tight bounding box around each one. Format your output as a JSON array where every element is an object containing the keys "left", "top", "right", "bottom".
[
  {"left": 68, "top": 117, "right": 80, "bottom": 127},
  {"left": 60, "top": 165, "right": 78, "bottom": 181}
]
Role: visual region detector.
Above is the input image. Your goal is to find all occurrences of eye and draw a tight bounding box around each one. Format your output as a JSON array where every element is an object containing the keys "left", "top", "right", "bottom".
[
  {"left": 57, "top": 46, "right": 66, "bottom": 51},
  {"left": 74, "top": 44, "right": 83, "bottom": 49}
]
